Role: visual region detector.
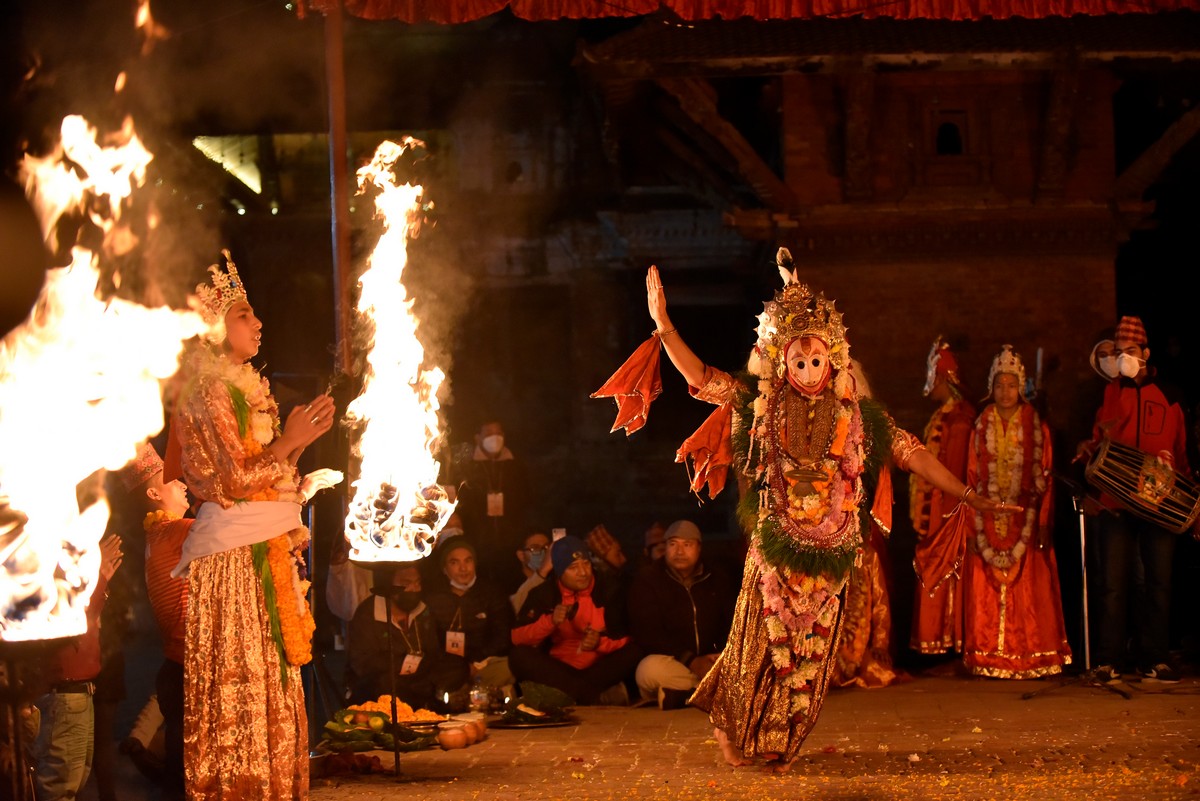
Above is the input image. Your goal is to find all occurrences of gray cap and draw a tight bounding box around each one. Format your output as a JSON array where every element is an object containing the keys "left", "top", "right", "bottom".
[{"left": 664, "top": 520, "right": 701, "bottom": 542}]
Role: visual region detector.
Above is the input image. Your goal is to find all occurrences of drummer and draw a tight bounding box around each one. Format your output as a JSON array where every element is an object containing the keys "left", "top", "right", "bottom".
[{"left": 1075, "top": 315, "right": 1198, "bottom": 685}]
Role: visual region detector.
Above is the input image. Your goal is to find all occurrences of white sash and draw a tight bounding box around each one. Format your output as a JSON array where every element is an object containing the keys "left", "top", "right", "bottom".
[{"left": 171, "top": 500, "right": 303, "bottom": 578}]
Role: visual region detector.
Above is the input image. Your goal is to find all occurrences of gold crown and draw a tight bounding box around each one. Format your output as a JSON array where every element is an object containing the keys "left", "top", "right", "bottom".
[
  {"left": 194, "top": 249, "right": 248, "bottom": 324},
  {"left": 755, "top": 248, "right": 849, "bottom": 370},
  {"left": 986, "top": 344, "right": 1026, "bottom": 396}
]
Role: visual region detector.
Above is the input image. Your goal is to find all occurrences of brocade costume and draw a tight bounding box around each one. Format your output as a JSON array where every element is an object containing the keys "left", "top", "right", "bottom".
[
  {"left": 684, "top": 366, "right": 922, "bottom": 760},
  {"left": 963, "top": 402, "right": 1071, "bottom": 678},
  {"left": 172, "top": 348, "right": 311, "bottom": 801},
  {"left": 595, "top": 258, "right": 930, "bottom": 762}
]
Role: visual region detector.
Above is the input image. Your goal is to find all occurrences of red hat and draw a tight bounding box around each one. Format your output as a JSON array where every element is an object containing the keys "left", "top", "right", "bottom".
[
  {"left": 117, "top": 441, "right": 163, "bottom": 492},
  {"left": 1115, "top": 316, "right": 1147, "bottom": 346}
]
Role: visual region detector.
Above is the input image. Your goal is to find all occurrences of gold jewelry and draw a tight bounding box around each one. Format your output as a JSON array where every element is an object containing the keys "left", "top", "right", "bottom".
[
  {"left": 311, "top": 415, "right": 320, "bottom": 424},
  {"left": 194, "top": 249, "right": 248, "bottom": 324},
  {"left": 656, "top": 327, "right": 676, "bottom": 337},
  {"left": 961, "top": 486, "right": 976, "bottom": 502}
]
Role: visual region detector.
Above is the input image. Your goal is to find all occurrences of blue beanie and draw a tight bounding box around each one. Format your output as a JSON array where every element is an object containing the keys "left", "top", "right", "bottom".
[{"left": 551, "top": 535, "right": 591, "bottom": 577}]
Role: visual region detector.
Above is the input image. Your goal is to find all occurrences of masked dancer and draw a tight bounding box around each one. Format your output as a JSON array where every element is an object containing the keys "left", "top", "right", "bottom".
[{"left": 593, "top": 249, "right": 1007, "bottom": 772}]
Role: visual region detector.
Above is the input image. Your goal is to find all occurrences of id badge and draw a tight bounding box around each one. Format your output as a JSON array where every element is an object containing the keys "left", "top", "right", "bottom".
[
  {"left": 400, "top": 653, "right": 422, "bottom": 675},
  {"left": 446, "top": 631, "right": 466, "bottom": 657},
  {"left": 486, "top": 492, "right": 505, "bottom": 517}
]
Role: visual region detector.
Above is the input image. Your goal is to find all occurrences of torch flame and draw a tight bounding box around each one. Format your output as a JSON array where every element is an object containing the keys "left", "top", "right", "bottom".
[
  {"left": 0, "top": 115, "right": 204, "bottom": 641},
  {"left": 343, "top": 138, "right": 454, "bottom": 563}
]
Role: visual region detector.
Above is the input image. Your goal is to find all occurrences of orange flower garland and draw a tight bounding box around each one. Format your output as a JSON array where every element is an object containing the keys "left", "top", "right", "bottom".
[{"left": 266, "top": 531, "right": 315, "bottom": 666}]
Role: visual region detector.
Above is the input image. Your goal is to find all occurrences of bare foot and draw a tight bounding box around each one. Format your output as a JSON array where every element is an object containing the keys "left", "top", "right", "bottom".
[
  {"left": 761, "top": 752, "right": 794, "bottom": 774},
  {"left": 713, "top": 727, "right": 750, "bottom": 767}
]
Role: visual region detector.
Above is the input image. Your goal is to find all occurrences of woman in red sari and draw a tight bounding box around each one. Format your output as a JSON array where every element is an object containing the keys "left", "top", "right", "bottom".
[{"left": 962, "top": 345, "right": 1072, "bottom": 678}]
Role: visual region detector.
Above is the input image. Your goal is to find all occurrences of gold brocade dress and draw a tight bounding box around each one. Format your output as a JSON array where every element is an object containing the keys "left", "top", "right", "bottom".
[
  {"left": 175, "top": 355, "right": 309, "bottom": 801},
  {"left": 688, "top": 367, "right": 923, "bottom": 762}
]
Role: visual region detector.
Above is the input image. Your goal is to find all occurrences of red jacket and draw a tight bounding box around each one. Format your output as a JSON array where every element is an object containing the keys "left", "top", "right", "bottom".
[
  {"left": 1089, "top": 373, "right": 1192, "bottom": 509},
  {"left": 511, "top": 577, "right": 629, "bottom": 670}
]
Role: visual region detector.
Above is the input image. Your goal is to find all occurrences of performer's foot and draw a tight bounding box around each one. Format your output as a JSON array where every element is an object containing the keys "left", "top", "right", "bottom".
[
  {"left": 713, "top": 727, "right": 750, "bottom": 767},
  {"left": 761, "top": 752, "right": 795, "bottom": 774}
]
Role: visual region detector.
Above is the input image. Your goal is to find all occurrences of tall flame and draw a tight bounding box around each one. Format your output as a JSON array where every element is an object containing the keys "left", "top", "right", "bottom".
[
  {"left": 343, "top": 138, "right": 454, "bottom": 563},
  {"left": 0, "top": 115, "right": 204, "bottom": 641}
]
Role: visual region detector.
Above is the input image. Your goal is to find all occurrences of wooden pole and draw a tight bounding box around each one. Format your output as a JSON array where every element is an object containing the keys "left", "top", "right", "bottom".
[{"left": 324, "top": 0, "right": 353, "bottom": 374}]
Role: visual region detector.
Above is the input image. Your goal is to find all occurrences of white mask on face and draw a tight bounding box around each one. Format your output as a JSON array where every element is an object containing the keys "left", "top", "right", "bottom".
[
  {"left": 449, "top": 576, "right": 477, "bottom": 592},
  {"left": 481, "top": 435, "right": 505, "bottom": 456},
  {"left": 1098, "top": 356, "right": 1119, "bottom": 379},
  {"left": 784, "top": 337, "right": 832, "bottom": 396},
  {"left": 1116, "top": 352, "right": 1143, "bottom": 378}
]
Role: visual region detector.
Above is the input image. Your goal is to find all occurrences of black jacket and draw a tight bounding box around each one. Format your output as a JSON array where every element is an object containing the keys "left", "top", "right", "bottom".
[
  {"left": 425, "top": 580, "right": 514, "bottom": 663},
  {"left": 627, "top": 559, "right": 734, "bottom": 665}
]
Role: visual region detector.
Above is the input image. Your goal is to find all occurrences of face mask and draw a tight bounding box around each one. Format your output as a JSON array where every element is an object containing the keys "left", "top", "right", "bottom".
[
  {"left": 784, "top": 337, "right": 832, "bottom": 396},
  {"left": 526, "top": 549, "right": 546, "bottom": 572},
  {"left": 393, "top": 590, "right": 422, "bottom": 611},
  {"left": 1097, "top": 356, "right": 1119, "bottom": 379},
  {"left": 1117, "top": 353, "right": 1142, "bottom": 378},
  {"left": 449, "top": 576, "right": 477, "bottom": 592},
  {"left": 481, "top": 435, "right": 504, "bottom": 456}
]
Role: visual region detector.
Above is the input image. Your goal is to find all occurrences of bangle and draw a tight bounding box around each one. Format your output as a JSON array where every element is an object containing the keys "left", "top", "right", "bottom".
[
  {"left": 961, "top": 487, "right": 975, "bottom": 502},
  {"left": 656, "top": 327, "right": 677, "bottom": 337}
]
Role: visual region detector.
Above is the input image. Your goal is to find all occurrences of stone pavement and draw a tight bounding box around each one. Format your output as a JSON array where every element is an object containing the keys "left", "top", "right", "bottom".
[{"left": 308, "top": 672, "right": 1200, "bottom": 801}]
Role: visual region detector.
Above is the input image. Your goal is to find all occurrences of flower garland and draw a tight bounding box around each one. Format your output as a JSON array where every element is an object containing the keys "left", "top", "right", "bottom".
[
  {"left": 143, "top": 509, "right": 181, "bottom": 531},
  {"left": 754, "top": 545, "right": 847, "bottom": 720},
  {"left": 972, "top": 406, "right": 1044, "bottom": 576},
  {"left": 267, "top": 529, "right": 315, "bottom": 666},
  {"left": 253, "top": 528, "right": 316, "bottom": 679}
]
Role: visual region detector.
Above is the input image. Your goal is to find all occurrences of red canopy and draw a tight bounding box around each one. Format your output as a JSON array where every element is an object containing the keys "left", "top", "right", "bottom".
[{"left": 302, "top": 0, "right": 1200, "bottom": 23}]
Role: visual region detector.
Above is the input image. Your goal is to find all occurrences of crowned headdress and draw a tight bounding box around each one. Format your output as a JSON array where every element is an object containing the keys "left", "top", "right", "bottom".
[
  {"left": 191, "top": 249, "right": 249, "bottom": 343},
  {"left": 986, "top": 344, "right": 1026, "bottom": 396},
  {"left": 194, "top": 249, "right": 248, "bottom": 325},
  {"left": 753, "top": 247, "right": 850, "bottom": 379}
]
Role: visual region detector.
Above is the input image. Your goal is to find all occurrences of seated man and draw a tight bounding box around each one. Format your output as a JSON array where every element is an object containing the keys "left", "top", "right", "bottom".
[
  {"left": 509, "top": 530, "right": 552, "bottom": 614},
  {"left": 348, "top": 563, "right": 466, "bottom": 712},
  {"left": 425, "top": 539, "right": 516, "bottom": 704},
  {"left": 510, "top": 536, "right": 641, "bottom": 705},
  {"left": 628, "top": 520, "right": 734, "bottom": 709}
]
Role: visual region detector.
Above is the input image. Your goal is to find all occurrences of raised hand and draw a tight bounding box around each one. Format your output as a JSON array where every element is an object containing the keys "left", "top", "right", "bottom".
[{"left": 646, "top": 265, "right": 671, "bottom": 332}]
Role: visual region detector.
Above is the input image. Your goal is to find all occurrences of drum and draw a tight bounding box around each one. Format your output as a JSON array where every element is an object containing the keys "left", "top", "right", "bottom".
[{"left": 1085, "top": 439, "right": 1200, "bottom": 534}]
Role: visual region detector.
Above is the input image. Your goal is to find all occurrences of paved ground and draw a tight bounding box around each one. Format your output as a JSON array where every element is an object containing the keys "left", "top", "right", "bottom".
[
  {"left": 78, "top": 636, "right": 1200, "bottom": 801},
  {"left": 305, "top": 673, "right": 1200, "bottom": 801}
]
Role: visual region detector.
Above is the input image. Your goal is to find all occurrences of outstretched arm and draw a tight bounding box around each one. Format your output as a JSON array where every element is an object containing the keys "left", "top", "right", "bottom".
[
  {"left": 647, "top": 265, "right": 707, "bottom": 388},
  {"left": 906, "top": 448, "right": 1015, "bottom": 514}
]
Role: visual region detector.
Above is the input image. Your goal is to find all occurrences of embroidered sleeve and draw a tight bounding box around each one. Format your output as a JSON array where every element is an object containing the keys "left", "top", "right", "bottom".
[
  {"left": 889, "top": 424, "right": 926, "bottom": 471},
  {"left": 178, "top": 375, "right": 294, "bottom": 507},
  {"left": 689, "top": 365, "right": 740, "bottom": 406}
]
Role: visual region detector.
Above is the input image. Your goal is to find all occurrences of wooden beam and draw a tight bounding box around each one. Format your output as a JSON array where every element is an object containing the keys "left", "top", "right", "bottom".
[
  {"left": 655, "top": 77, "right": 797, "bottom": 212},
  {"left": 1114, "top": 102, "right": 1200, "bottom": 200},
  {"left": 1036, "top": 66, "right": 1079, "bottom": 200}
]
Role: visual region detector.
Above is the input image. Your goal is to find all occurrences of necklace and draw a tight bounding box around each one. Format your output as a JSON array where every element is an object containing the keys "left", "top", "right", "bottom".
[{"left": 974, "top": 405, "right": 1044, "bottom": 575}]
